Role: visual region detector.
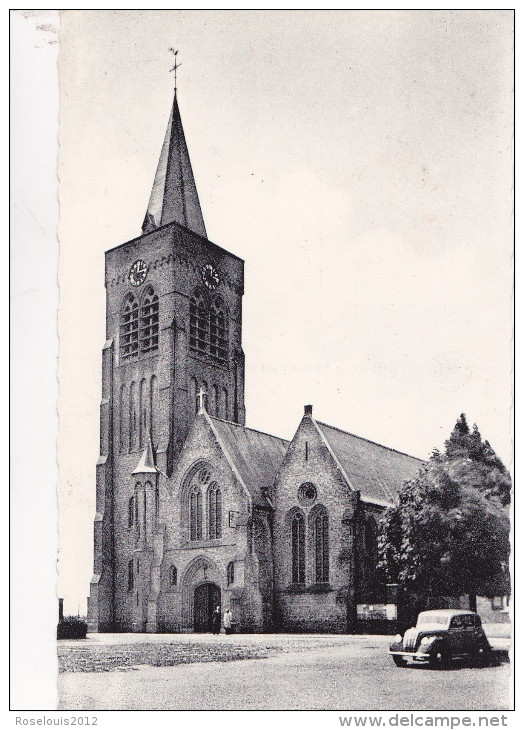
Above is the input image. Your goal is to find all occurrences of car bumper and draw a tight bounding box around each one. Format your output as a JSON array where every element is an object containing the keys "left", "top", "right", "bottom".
[{"left": 389, "top": 650, "right": 431, "bottom": 662}]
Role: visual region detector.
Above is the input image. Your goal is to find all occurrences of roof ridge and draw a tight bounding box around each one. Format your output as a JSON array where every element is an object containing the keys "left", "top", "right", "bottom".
[
  {"left": 209, "top": 416, "right": 289, "bottom": 444},
  {"left": 315, "top": 420, "right": 424, "bottom": 462}
]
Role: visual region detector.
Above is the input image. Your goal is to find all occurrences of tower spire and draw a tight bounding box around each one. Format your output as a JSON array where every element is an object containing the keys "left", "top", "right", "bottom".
[{"left": 142, "top": 53, "right": 207, "bottom": 238}]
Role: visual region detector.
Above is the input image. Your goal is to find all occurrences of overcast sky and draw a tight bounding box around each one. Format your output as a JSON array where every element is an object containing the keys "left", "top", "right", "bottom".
[{"left": 52, "top": 10, "right": 514, "bottom": 614}]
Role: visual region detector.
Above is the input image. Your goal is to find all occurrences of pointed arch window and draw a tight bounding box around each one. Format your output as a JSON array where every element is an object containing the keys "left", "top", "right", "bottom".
[
  {"left": 129, "top": 382, "right": 137, "bottom": 451},
  {"left": 139, "top": 379, "right": 147, "bottom": 448},
  {"left": 313, "top": 507, "right": 329, "bottom": 583},
  {"left": 140, "top": 287, "right": 159, "bottom": 353},
  {"left": 227, "top": 561, "right": 235, "bottom": 586},
  {"left": 150, "top": 375, "right": 158, "bottom": 444},
  {"left": 134, "top": 485, "right": 141, "bottom": 538},
  {"left": 291, "top": 512, "right": 306, "bottom": 584},
  {"left": 201, "top": 381, "right": 209, "bottom": 413},
  {"left": 128, "top": 560, "right": 134, "bottom": 591},
  {"left": 128, "top": 496, "right": 134, "bottom": 528},
  {"left": 222, "top": 387, "right": 229, "bottom": 420},
  {"left": 190, "top": 376, "right": 198, "bottom": 415},
  {"left": 170, "top": 565, "right": 178, "bottom": 587},
  {"left": 190, "top": 292, "right": 209, "bottom": 354},
  {"left": 120, "top": 293, "right": 139, "bottom": 359},
  {"left": 190, "top": 485, "right": 203, "bottom": 541},
  {"left": 208, "top": 482, "right": 222, "bottom": 540},
  {"left": 189, "top": 291, "right": 228, "bottom": 364},
  {"left": 120, "top": 384, "right": 128, "bottom": 452},
  {"left": 213, "top": 384, "right": 219, "bottom": 417}
]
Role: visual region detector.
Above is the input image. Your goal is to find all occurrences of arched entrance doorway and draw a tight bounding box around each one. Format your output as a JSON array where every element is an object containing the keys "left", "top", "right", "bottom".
[{"left": 194, "top": 582, "right": 221, "bottom": 632}]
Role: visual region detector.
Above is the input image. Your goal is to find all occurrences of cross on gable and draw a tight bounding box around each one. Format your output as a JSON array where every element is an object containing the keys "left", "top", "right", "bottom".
[{"left": 197, "top": 387, "right": 207, "bottom": 413}]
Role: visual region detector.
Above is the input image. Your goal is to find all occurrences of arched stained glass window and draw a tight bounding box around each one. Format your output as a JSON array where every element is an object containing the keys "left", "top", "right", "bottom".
[
  {"left": 291, "top": 512, "right": 305, "bottom": 584},
  {"left": 313, "top": 508, "right": 329, "bottom": 583},
  {"left": 208, "top": 482, "right": 222, "bottom": 540},
  {"left": 120, "top": 293, "right": 139, "bottom": 359},
  {"left": 140, "top": 287, "right": 159, "bottom": 354},
  {"left": 190, "top": 485, "right": 203, "bottom": 541}
]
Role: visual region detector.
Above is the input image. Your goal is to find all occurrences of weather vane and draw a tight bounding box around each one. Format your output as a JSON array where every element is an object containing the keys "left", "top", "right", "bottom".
[{"left": 169, "top": 48, "right": 181, "bottom": 93}]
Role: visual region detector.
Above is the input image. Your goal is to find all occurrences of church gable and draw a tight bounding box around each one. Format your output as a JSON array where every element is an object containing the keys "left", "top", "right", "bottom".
[
  {"left": 167, "top": 412, "right": 251, "bottom": 539},
  {"left": 273, "top": 406, "right": 355, "bottom": 513},
  {"left": 156, "top": 411, "right": 284, "bottom": 633},
  {"left": 272, "top": 407, "right": 358, "bottom": 632}
]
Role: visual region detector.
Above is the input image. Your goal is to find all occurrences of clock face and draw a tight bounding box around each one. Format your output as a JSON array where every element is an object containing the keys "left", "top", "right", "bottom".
[
  {"left": 128, "top": 259, "right": 148, "bottom": 287},
  {"left": 201, "top": 263, "right": 220, "bottom": 290}
]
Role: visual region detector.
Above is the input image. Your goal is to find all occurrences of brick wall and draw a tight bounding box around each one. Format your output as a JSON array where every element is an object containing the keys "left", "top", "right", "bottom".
[
  {"left": 273, "top": 413, "right": 355, "bottom": 633},
  {"left": 89, "top": 221, "right": 247, "bottom": 631}
]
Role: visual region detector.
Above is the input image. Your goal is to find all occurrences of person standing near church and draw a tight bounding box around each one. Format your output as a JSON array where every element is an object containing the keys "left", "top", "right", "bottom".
[
  {"left": 223, "top": 608, "right": 233, "bottom": 635},
  {"left": 212, "top": 605, "right": 221, "bottom": 635}
]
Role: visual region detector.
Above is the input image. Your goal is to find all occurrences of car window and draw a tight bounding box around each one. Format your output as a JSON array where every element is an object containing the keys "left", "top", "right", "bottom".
[
  {"left": 418, "top": 614, "right": 449, "bottom": 626},
  {"left": 450, "top": 616, "right": 464, "bottom": 629},
  {"left": 462, "top": 615, "right": 474, "bottom": 628}
]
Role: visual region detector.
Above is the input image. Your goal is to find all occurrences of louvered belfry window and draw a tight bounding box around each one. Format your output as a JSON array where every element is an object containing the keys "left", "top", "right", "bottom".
[
  {"left": 189, "top": 291, "right": 227, "bottom": 364},
  {"left": 210, "top": 300, "right": 227, "bottom": 362},
  {"left": 140, "top": 287, "right": 159, "bottom": 353},
  {"left": 291, "top": 512, "right": 306, "bottom": 584},
  {"left": 190, "top": 293, "right": 209, "bottom": 354},
  {"left": 120, "top": 293, "right": 139, "bottom": 359}
]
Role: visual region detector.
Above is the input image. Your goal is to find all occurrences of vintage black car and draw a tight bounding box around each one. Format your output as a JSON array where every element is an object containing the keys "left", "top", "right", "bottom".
[{"left": 389, "top": 609, "right": 491, "bottom": 669}]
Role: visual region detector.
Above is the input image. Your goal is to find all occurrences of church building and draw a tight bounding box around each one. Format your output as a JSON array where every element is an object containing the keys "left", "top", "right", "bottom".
[{"left": 87, "top": 87, "right": 422, "bottom": 634}]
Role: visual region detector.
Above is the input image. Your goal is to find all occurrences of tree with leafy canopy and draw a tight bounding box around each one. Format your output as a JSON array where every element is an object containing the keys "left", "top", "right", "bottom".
[{"left": 377, "top": 414, "right": 511, "bottom": 614}]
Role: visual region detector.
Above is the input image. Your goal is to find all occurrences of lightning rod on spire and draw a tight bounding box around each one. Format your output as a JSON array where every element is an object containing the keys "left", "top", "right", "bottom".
[{"left": 169, "top": 48, "right": 182, "bottom": 94}]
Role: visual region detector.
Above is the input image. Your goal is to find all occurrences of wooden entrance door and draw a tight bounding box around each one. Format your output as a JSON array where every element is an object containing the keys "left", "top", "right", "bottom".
[{"left": 194, "top": 582, "right": 221, "bottom": 633}]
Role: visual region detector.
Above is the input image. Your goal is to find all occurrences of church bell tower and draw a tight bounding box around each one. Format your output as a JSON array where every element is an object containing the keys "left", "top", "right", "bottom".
[{"left": 88, "top": 86, "right": 246, "bottom": 631}]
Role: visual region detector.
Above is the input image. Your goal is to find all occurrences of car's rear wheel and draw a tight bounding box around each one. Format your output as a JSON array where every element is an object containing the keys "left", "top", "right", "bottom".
[
  {"left": 392, "top": 655, "right": 408, "bottom": 667},
  {"left": 475, "top": 645, "right": 492, "bottom": 666},
  {"left": 429, "top": 647, "right": 450, "bottom": 670}
]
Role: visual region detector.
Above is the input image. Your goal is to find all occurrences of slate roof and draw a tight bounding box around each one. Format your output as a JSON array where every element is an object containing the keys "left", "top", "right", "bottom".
[
  {"left": 143, "top": 92, "right": 207, "bottom": 238},
  {"left": 209, "top": 417, "right": 289, "bottom": 507},
  {"left": 315, "top": 420, "right": 423, "bottom": 506}
]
